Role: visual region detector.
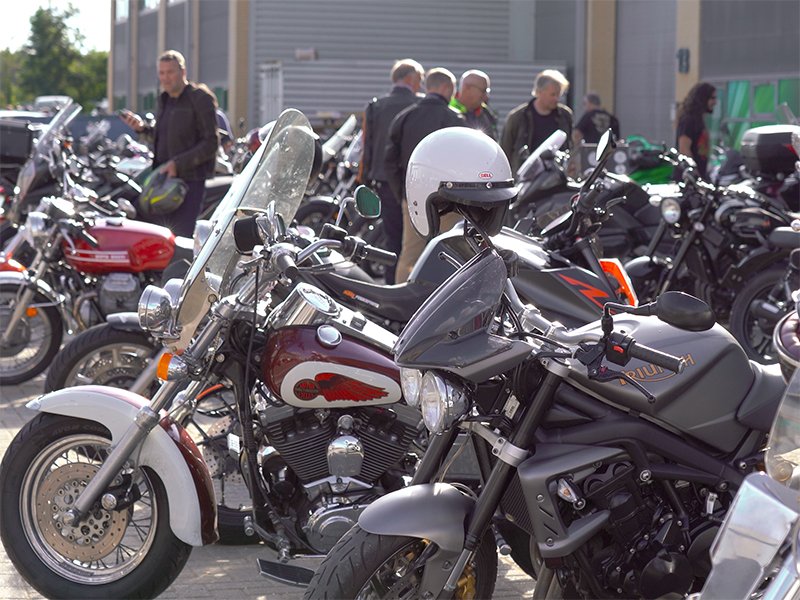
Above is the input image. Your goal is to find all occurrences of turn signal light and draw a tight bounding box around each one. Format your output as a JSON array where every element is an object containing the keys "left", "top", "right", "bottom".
[
  {"left": 156, "top": 353, "right": 173, "bottom": 381},
  {"left": 156, "top": 352, "right": 189, "bottom": 381},
  {"left": 600, "top": 258, "right": 638, "bottom": 307}
]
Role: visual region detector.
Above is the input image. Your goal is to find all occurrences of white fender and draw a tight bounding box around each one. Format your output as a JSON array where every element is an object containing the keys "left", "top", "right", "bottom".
[
  {"left": 0, "top": 270, "right": 64, "bottom": 306},
  {"left": 27, "top": 385, "right": 215, "bottom": 546}
]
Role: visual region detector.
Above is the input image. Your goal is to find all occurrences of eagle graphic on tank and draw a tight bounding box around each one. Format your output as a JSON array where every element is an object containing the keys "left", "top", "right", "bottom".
[{"left": 293, "top": 373, "right": 389, "bottom": 402}]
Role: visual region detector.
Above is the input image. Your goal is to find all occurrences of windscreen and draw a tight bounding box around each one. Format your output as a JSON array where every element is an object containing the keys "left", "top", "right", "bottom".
[{"left": 171, "top": 108, "right": 315, "bottom": 347}]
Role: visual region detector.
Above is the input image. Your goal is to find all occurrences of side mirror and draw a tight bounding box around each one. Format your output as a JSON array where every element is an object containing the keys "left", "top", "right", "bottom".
[
  {"left": 655, "top": 291, "right": 715, "bottom": 331},
  {"left": 354, "top": 185, "right": 381, "bottom": 219},
  {"left": 595, "top": 129, "right": 616, "bottom": 165}
]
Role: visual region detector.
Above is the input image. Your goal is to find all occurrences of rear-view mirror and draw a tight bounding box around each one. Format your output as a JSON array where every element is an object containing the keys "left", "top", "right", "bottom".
[{"left": 354, "top": 185, "right": 381, "bottom": 219}]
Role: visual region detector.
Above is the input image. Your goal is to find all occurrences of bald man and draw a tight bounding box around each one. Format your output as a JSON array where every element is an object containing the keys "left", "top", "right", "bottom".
[{"left": 450, "top": 69, "right": 498, "bottom": 140}]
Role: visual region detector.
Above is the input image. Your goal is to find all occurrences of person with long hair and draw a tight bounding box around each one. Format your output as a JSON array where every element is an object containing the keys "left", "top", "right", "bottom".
[{"left": 675, "top": 82, "right": 717, "bottom": 178}]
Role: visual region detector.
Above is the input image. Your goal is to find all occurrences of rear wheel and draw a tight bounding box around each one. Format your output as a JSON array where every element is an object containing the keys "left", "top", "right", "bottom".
[
  {"left": 0, "top": 282, "right": 63, "bottom": 385},
  {"left": 304, "top": 525, "right": 497, "bottom": 599},
  {"left": 0, "top": 413, "right": 191, "bottom": 599}
]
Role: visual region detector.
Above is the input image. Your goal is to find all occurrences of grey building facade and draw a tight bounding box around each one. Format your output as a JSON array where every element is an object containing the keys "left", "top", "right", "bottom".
[{"left": 110, "top": 0, "right": 799, "bottom": 147}]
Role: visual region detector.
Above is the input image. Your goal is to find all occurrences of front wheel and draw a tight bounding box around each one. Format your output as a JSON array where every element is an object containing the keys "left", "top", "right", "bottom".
[
  {"left": 304, "top": 525, "right": 497, "bottom": 600},
  {"left": 729, "top": 266, "right": 789, "bottom": 364},
  {"left": 0, "top": 413, "right": 191, "bottom": 599},
  {"left": 0, "top": 282, "right": 63, "bottom": 385}
]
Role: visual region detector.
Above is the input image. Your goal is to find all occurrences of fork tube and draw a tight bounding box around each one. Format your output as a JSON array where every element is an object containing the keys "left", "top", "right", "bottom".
[
  {"left": 411, "top": 426, "right": 460, "bottom": 485},
  {"left": 659, "top": 229, "right": 697, "bottom": 294},
  {"left": 1, "top": 285, "right": 37, "bottom": 344},
  {"left": 69, "top": 379, "right": 184, "bottom": 519},
  {"left": 129, "top": 348, "right": 167, "bottom": 395},
  {"left": 444, "top": 371, "right": 562, "bottom": 591},
  {"left": 644, "top": 221, "right": 667, "bottom": 257}
]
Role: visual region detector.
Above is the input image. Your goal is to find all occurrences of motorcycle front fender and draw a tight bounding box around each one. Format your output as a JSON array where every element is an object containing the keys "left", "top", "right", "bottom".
[
  {"left": 27, "top": 385, "right": 218, "bottom": 547},
  {"left": 0, "top": 270, "right": 64, "bottom": 306},
  {"left": 106, "top": 311, "right": 147, "bottom": 332},
  {"left": 359, "top": 483, "right": 473, "bottom": 552}
]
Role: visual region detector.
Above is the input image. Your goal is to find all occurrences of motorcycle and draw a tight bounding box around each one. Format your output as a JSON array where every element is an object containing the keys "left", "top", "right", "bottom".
[
  {"left": 691, "top": 369, "right": 800, "bottom": 599},
  {"left": 0, "top": 182, "right": 194, "bottom": 384},
  {"left": 0, "top": 109, "right": 420, "bottom": 598},
  {"left": 305, "top": 130, "right": 787, "bottom": 599},
  {"left": 626, "top": 152, "right": 798, "bottom": 362}
]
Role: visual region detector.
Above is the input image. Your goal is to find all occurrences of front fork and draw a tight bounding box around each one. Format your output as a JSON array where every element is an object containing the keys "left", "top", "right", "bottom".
[{"left": 0, "top": 251, "right": 46, "bottom": 346}]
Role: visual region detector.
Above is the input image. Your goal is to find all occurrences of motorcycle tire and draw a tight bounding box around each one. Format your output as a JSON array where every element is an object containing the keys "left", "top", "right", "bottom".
[
  {"left": 304, "top": 525, "right": 497, "bottom": 600},
  {"left": 295, "top": 199, "right": 339, "bottom": 234},
  {"left": 729, "top": 266, "right": 788, "bottom": 364},
  {"left": 44, "top": 324, "right": 158, "bottom": 394},
  {"left": 0, "top": 413, "right": 192, "bottom": 599},
  {"left": 0, "top": 282, "right": 63, "bottom": 385}
]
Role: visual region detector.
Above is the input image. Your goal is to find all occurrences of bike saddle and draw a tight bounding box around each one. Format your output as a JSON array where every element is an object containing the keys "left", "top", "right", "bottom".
[
  {"left": 768, "top": 226, "right": 800, "bottom": 249},
  {"left": 315, "top": 271, "right": 436, "bottom": 324}
]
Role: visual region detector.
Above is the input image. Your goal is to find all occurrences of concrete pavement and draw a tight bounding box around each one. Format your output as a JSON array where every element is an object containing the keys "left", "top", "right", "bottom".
[{"left": 0, "top": 375, "right": 535, "bottom": 599}]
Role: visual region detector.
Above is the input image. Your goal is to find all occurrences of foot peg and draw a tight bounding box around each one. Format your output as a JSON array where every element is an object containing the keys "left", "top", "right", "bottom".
[{"left": 256, "top": 557, "right": 315, "bottom": 587}]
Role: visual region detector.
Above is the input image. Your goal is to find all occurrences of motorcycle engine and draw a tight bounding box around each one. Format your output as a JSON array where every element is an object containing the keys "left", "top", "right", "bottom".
[
  {"left": 98, "top": 273, "right": 142, "bottom": 315},
  {"left": 575, "top": 461, "right": 717, "bottom": 599},
  {"left": 254, "top": 398, "right": 421, "bottom": 553}
]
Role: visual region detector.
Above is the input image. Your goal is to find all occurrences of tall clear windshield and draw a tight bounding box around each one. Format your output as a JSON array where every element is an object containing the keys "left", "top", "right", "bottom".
[
  {"left": 765, "top": 369, "right": 800, "bottom": 489},
  {"left": 172, "top": 108, "right": 315, "bottom": 346},
  {"left": 34, "top": 99, "right": 82, "bottom": 155}
]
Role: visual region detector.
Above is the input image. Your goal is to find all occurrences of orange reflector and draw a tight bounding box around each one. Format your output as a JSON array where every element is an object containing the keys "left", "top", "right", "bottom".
[
  {"left": 26, "top": 307, "right": 38, "bottom": 317},
  {"left": 599, "top": 258, "right": 639, "bottom": 307},
  {"left": 156, "top": 352, "right": 174, "bottom": 381}
]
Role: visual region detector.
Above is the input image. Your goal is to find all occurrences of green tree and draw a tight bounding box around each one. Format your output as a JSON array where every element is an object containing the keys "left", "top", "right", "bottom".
[
  {"left": 0, "top": 49, "right": 24, "bottom": 108},
  {"left": 16, "top": 5, "right": 108, "bottom": 111}
]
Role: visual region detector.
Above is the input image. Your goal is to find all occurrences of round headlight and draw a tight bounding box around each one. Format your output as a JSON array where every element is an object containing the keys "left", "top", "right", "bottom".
[
  {"left": 660, "top": 197, "right": 682, "bottom": 224},
  {"left": 419, "top": 371, "right": 467, "bottom": 434},
  {"left": 138, "top": 284, "right": 174, "bottom": 333},
  {"left": 400, "top": 368, "right": 422, "bottom": 407}
]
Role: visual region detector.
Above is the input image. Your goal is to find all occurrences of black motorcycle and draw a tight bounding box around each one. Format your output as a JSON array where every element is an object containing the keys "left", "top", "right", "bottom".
[{"left": 305, "top": 130, "right": 786, "bottom": 600}]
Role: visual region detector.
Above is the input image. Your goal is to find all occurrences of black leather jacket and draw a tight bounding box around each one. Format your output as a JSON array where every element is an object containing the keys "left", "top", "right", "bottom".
[
  {"left": 362, "top": 86, "right": 419, "bottom": 183},
  {"left": 384, "top": 93, "right": 464, "bottom": 200},
  {"left": 500, "top": 99, "right": 573, "bottom": 172}
]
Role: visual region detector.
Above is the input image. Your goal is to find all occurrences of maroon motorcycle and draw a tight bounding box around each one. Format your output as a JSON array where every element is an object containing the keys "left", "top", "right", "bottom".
[{"left": 0, "top": 193, "right": 191, "bottom": 384}]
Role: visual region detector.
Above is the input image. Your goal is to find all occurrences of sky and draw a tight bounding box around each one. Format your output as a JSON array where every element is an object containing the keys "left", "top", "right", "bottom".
[{"left": 3, "top": 0, "right": 112, "bottom": 53}]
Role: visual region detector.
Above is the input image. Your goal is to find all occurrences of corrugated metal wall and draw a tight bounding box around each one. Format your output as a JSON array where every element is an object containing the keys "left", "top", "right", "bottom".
[
  {"left": 614, "top": 0, "right": 677, "bottom": 144},
  {"left": 137, "top": 10, "right": 160, "bottom": 105},
  {"left": 248, "top": 0, "right": 524, "bottom": 127},
  {"left": 113, "top": 21, "right": 129, "bottom": 107},
  {"left": 257, "top": 59, "right": 565, "bottom": 132},
  {"left": 198, "top": 0, "right": 229, "bottom": 89},
  {"left": 165, "top": 2, "right": 188, "bottom": 56},
  {"left": 700, "top": 0, "right": 800, "bottom": 79}
]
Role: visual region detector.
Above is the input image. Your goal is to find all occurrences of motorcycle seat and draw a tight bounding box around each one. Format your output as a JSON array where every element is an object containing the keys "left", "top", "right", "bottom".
[
  {"left": 768, "top": 227, "right": 800, "bottom": 249},
  {"left": 736, "top": 361, "right": 786, "bottom": 432},
  {"left": 315, "top": 271, "right": 436, "bottom": 324}
]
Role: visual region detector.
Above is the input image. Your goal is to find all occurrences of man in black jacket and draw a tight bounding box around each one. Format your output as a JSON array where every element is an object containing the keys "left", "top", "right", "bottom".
[
  {"left": 500, "top": 69, "right": 572, "bottom": 173},
  {"left": 360, "top": 59, "right": 424, "bottom": 283},
  {"left": 120, "top": 50, "right": 218, "bottom": 236},
  {"left": 384, "top": 67, "right": 464, "bottom": 282}
]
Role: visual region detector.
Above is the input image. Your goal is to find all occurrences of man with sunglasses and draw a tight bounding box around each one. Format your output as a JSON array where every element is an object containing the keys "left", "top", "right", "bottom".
[{"left": 450, "top": 70, "right": 498, "bottom": 140}]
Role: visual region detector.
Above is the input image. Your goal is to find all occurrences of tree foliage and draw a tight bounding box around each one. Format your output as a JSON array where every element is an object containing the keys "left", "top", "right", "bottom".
[{"left": 0, "top": 5, "right": 107, "bottom": 111}]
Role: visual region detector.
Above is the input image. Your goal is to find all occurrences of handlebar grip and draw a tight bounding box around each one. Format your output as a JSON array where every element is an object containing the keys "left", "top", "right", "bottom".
[
  {"left": 275, "top": 251, "right": 298, "bottom": 279},
  {"left": 233, "top": 215, "right": 262, "bottom": 254},
  {"left": 576, "top": 185, "right": 601, "bottom": 214},
  {"left": 628, "top": 341, "right": 685, "bottom": 374},
  {"left": 362, "top": 244, "right": 397, "bottom": 267}
]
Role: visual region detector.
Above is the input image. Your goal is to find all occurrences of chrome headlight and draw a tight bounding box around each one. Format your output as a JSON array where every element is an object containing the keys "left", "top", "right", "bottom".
[
  {"left": 660, "top": 197, "right": 682, "bottom": 224},
  {"left": 419, "top": 371, "right": 467, "bottom": 434},
  {"left": 26, "top": 211, "right": 51, "bottom": 243},
  {"left": 138, "top": 278, "right": 182, "bottom": 334},
  {"left": 400, "top": 368, "right": 422, "bottom": 407}
]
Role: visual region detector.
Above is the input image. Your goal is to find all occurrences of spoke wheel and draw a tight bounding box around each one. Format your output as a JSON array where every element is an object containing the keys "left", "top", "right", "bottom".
[
  {"left": 0, "top": 283, "right": 62, "bottom": 384},
  {"left": 730, "top": 267, "right": 789, "bottom": 364}
]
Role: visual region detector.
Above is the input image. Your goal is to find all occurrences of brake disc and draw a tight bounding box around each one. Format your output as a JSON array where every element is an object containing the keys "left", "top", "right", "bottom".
[{"left": 35, "top": 462, "right": 130, "bottom": 562}]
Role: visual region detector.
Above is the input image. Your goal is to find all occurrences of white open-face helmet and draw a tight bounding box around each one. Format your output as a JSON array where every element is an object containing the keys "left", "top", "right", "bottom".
[{"left": 405, "top": 127, "right": 517, "bottom": 239}]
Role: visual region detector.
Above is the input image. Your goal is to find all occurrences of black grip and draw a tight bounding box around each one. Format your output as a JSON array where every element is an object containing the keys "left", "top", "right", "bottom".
[
  {"left": 362, "top": 244, "right": 397, "bottom": 266},
  {"left": 576, "top": 185, "right": 601, "bottom": 214},
  {"left": 275, "top": 251, "right": 298, "bottom": 279},
  {"left": 628, "top": 341, "right": 684, "bottom": 373}
]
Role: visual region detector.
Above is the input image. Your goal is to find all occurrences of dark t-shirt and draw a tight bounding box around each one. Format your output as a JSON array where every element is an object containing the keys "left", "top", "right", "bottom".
[
  {"left": 154, "top": 97, "right": 177, "bottom": 167},
  {"left": 576, "top": 109, "right": 620, "bottom": 143},
  {"left": 676, "top": 113, "right": 710, "bottom": 177},
  {"left": 530, "top": 108, "right": 560, "bottom": 152}
]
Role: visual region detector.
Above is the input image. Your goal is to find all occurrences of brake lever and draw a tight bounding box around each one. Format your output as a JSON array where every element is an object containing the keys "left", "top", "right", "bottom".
[{"left": 589, "top": 364, "right": 656, "bottom": 404}]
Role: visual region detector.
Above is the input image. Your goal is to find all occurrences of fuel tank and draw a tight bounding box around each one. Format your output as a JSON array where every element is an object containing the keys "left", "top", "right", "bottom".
[
  {"left": 63, "top": 217, "right": 175, "bottom": 274},
  {"left": 262, "top": 325, "right": 402, "bottom": 408},
  {"left": 566, "top": 314, "right": 754, "bottom": 452}
]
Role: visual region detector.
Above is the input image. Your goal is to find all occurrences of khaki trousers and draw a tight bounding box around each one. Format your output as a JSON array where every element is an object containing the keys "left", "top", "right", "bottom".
[{"left": 395, "top": 201, "right": 462, "bottom": 283}]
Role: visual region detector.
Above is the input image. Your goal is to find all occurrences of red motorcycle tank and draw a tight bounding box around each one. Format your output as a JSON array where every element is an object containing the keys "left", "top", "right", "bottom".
[
  {"left": 262, "top": 325, "right": 402, "bottom": 409},
  {"left": 63, "top": 217, "right": 175, "bottom": 274}
]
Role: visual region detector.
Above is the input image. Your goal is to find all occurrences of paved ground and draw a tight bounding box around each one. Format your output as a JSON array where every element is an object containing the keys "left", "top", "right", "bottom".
[{"left": 0, "top": 375, "right": 535, "bottom": 599}]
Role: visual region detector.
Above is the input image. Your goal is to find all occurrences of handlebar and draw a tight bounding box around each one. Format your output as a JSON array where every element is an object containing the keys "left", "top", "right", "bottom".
[{"left": 627, "top": 340, "right": 685, "bottom": 373}]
